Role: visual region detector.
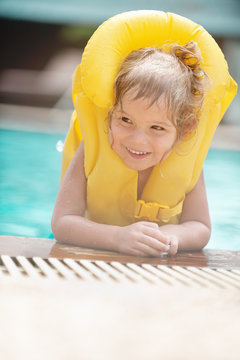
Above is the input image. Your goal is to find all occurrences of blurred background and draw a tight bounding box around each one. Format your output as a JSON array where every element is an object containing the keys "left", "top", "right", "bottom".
[
  {"left": 0, "top": 0, "right": 240, "bottom": 126},
  {"left": 0, "top": 0, "right": 239, "bottom": 248}
]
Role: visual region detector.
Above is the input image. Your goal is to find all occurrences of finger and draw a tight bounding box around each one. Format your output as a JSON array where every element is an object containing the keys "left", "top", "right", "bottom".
[
  {"left": 117, "top": 244, "right": 148, "bottom": 257},
  {"left": 142, "top": 233, "right": 170, "bottom": 252},
  {"left": 168, "top": 236, "right": 178, "bottom": 256},
  {"left": 130, "top": 248, "right": 150, "bottom": 257},
  {"left": 142, "top": 227, "right": 170, "bottom": 246},
  {"left": 135, "top": 242, "right": 164, "bottom": 257},
  {"left": 137, "top": 221, "right": 159, "bottom": 229}
]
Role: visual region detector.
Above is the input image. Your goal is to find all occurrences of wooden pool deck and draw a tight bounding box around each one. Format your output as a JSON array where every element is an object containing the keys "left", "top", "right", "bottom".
[
  {"left": 0, "top": 235, "right": 239, "bottom": 286},
  {"left": 0, "top": 235, "right": 240, "bottom": 269}
]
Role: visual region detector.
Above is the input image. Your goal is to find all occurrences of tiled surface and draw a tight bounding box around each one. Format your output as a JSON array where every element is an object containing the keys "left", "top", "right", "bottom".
[
  {"left": 0, "top": 239, "right": 239, "bottom": 360},
  {"left": 0, "top": 272, "right": 239, "bottom": 360},
  {"left": 1, "top": 254, "right": 240, "bottom": 289}
]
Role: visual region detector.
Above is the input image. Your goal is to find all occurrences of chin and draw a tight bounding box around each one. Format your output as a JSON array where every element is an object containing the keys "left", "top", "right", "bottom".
[{"left": 124, "top": 161, "right": 151, "bottom": 172}]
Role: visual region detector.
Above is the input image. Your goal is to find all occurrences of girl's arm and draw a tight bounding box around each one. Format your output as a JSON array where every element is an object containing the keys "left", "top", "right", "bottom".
[
  {"left": 159, "top": 170, "right": 211, "bottom": 255},
  {"left": 51, "top": 142, "right": 119, "bottom": 251},
  {"left": 51, "top": 142, "right": 170, "bottom": 256}
]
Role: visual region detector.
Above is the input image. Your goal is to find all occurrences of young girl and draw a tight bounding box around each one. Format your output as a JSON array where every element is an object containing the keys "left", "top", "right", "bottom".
[{"left": 51, "top": 11, "right": 236, "bottom": 257}]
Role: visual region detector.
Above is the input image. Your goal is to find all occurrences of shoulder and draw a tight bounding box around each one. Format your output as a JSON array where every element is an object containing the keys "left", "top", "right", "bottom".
[
  {"left": 75, "top": 141, "right": 85, "bottom": 165},
  {"left": 63, "top": 141, "right": 86, "bottom": 182}
]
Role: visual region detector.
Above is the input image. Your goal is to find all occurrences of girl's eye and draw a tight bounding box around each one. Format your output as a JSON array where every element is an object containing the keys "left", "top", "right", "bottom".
[
  {"left": 121, "top": 117, "right": 131, "bottom": 124},
  {"left": 152, "top": 125, "right": 164, "bottom": 131}
]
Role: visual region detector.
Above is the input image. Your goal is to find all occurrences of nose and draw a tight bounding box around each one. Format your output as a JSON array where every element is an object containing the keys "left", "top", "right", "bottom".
[{"left": 130, "top": 128, "right": 148, "bottom": 146}]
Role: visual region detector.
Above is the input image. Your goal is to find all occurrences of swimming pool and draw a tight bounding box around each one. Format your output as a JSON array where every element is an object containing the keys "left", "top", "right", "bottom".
[{"left": 0, "top": 129, "right": 239, "bottom": 251}]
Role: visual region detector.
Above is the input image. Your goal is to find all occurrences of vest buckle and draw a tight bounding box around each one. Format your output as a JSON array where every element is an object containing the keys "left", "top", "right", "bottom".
[{"left": 134, "top": 199, "right": 183, "bottom": 223}]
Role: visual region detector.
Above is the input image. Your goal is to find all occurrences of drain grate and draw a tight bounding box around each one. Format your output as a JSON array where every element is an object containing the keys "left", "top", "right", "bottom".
[{"left": 1, "top": 255, "right": 240, "bottom": 289}]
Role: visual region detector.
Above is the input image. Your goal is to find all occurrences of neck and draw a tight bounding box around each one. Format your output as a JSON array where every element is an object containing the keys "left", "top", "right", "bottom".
[{"left": 137, "top": 167, "right": 153, "bottom": 199}]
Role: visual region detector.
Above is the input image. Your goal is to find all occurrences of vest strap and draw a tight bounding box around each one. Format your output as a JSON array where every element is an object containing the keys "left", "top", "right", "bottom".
[{"left": 134, "top": 199, "right": 184, "bottom": 223}]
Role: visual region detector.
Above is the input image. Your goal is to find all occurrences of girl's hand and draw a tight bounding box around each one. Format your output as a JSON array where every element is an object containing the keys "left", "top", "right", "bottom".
[
  {"left": 166, "top": 234, "right": 179, "bottom": 256},
  {"left": 115, "top": 221, "right": 178, "bottom": 257}
]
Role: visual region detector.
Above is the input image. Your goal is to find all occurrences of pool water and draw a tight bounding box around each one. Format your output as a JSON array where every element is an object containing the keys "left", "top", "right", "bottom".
[
  {"left": 0, "top": 129, "right": 64, "bottom": 239},
  {"left": 0, "top": 129, "right": 239, "bottom": 251},
  {"left": 203, "top": 147, "right": 240, "bottom": 250}
]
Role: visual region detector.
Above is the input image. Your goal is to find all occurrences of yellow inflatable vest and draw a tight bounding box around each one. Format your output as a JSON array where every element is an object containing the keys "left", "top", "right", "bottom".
[{"left": 61, "top": 10, "right": 237, "bottom": 226}]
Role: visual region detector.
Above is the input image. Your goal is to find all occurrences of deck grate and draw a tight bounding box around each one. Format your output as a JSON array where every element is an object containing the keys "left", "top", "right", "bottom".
[{"left": 0, "top": 255, "right": 240, "bottom": 289}]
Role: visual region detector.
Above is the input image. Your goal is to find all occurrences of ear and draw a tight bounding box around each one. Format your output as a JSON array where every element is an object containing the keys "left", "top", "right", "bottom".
[{"left": 181, "top": 116, "right": 198, "bottom": 139}]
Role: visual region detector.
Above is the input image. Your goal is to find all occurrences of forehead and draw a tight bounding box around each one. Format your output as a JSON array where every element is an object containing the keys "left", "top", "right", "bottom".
[{"left": 120, "top": 90, "right": 169, "bottom": 116}]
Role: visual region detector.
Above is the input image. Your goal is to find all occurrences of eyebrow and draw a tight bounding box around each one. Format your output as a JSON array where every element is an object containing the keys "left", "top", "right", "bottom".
[
  {"left": 116, "top": 108, "right": 131, "bottom": 116},
  {"left": 117, "top": 108, "right": 172, "bottom": 127},
  {"left": 152, "top": 120, "right": 172, "bottom": 127}
]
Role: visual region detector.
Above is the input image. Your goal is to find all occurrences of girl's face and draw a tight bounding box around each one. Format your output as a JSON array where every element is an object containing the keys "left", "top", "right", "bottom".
[{"left": 110, "top": 91, "right": 177, "bottom": 172}]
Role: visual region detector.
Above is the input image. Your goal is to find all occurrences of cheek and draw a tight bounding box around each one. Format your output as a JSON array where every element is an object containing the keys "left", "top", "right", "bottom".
[
  {"left": 153, "top": 133, "right": 176, "bottom": 152},
  {"left": 109, "top": 126, "right": 123, "bottom": 151},
  {"left": 111, "top": 125, "right": 127, "bottom": 143},
  {"left": 170, "top": 132, "right": 178, "bottom": 148}
]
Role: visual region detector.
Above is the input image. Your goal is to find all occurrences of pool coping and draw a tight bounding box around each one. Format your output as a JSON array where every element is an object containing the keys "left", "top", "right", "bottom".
[{"left": 0, "top": 235, "right": 239, "bottom": 270}]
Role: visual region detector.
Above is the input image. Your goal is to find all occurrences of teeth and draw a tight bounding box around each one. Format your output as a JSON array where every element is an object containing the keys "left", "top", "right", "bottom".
[{"left": 127, "top": 147, "right": 148, "bottom": 155}]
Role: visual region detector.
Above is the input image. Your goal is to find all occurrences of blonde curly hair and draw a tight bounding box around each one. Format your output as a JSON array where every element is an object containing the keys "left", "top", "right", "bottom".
[{"left": 111, "top": 41, "right": 209, "bottom": 140}]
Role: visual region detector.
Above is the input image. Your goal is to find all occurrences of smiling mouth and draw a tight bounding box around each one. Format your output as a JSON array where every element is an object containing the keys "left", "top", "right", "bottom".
[{"left": 126, "top": 146, "right": 151, "bottom": 158}]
